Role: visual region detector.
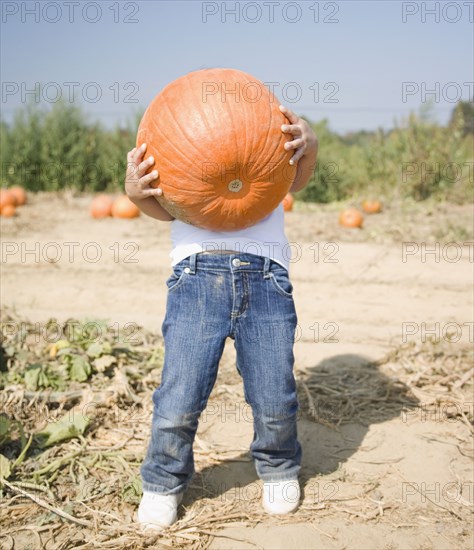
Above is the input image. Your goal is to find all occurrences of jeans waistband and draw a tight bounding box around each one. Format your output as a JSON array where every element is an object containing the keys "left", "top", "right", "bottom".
[
  {"left": 185, "top": 252, "right": 274, "bottom": 276},
  {"left": 199, "top": 250, "right": 238, "bottom": 255}
]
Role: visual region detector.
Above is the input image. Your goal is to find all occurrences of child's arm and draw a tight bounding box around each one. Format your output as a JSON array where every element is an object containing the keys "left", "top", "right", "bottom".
[
  {"left": 280, "top": 105, "right": 319, "bottom": 193},
  {"left": 125, "top": 143, "right": 175, "bottom": 221}
]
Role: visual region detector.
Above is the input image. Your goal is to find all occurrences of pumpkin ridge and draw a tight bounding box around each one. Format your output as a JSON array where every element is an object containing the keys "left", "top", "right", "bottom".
[
  {"left": 248, "top": 85, "right": 274, "bottom": 183},
  {"left": 222, "top": 71, "right": 241, "bottom": 185},
  {"left": 150, "top": 128, "right": 201, "bottom": 184},
  {"left": 261, "top": 96, "right": 287, "bottom": 183},
  {"left": 147, "top": 101, "right": 211, "bottom": 203},
  {"left": 227, "top": 69, "right": 270, "bottom": 180},
  {"left": 193, "top": 74, "right": 214, "bottom": 157},
  {"left": 161, "top": 90, "right": 209, "bottom": 169},
  {"left": 186, "top": 70, "right": 227, "bottom": 198},
  {"left": 240, "top": 74, "right": 252, "bottom": 195},
  {"left": 161, "top": 178, "right": 202, "bottom": 192},
  {"left": 245, "top": 78, "right": 258, "bottom": 189},
  {"left": 148, "top": 112, "right": 194, "bottom": 172}
]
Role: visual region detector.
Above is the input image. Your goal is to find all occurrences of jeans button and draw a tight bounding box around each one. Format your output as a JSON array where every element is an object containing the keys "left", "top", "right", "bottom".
[
  {"left": 184, "top": 267, "right": 191, "bottom": 274},
  {"left": 232, "top": 258, "right": 241, "bottom": 267}
]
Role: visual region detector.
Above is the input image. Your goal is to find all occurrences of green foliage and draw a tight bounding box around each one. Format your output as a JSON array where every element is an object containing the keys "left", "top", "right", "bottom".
[
  {"left": 1, "top": 100, "right": 138, "bottom": 192},
  {"left": 1, "top": 100, "right": 472, "bottom": 202},
  {"left": 298, "top": 119, "right": 354, "bottom": 203},
  {"left": 1, "top": 311, "right": 165, "bottom": 463},
  {"left": 34, "top": 407, "right": 91, "bottom": 448},
  {"left": 300, "top": 105, "right": 473, "bottom": 204},
  {"left": 0, "top": 316, "right": 161, "bottom": 391},
  {"left": 450, "top": 99, "right": 474, "bottom": 136}
]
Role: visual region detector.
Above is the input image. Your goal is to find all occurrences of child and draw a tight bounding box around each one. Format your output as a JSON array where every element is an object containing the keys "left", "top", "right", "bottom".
[{"left": 125, "top": 104, "right": 318, "bottom": 531}]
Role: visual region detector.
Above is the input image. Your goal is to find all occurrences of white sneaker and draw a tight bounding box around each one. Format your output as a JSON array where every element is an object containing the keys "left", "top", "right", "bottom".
[
  {"left": 263, "top": 479, "right": 300, "bottom": 515},
  {"left": 137, "top": 490, "right": 184, "bottom": 531}
]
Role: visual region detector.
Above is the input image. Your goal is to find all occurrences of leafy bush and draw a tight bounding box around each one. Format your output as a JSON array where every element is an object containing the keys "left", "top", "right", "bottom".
[
  {"left": 1, "top": 101, "right": 139, "bottom": 193},
  {"left": 300, "top": 106, "right": 473, "bottom": 204}
]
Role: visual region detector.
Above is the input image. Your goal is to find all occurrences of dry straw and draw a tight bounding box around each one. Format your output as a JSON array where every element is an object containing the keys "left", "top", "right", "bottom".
[{"left": 1, "top": 309, "right": 472, "bottom": 549}]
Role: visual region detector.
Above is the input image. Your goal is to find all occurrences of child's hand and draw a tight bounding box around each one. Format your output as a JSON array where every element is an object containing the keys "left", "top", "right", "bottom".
[
  {"left": 279, "top": 105, "right": 318, "bottom": 166},
  {"left": 125, "top": 143, "right": 163, "bottom": 202}
]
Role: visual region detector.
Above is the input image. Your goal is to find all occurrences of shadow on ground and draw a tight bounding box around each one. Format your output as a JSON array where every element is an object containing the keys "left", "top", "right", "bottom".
[{"left": 183, "top": 353, "right": 419, "bottom": 508}]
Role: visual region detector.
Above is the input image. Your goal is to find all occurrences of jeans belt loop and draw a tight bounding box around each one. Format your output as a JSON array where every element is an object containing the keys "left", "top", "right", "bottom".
[
  {"left": 189, "top": 253, "right": 197, "bottom": 274},
  {"left": 263, "top": 256, "right": 271, "bottom": 279}
]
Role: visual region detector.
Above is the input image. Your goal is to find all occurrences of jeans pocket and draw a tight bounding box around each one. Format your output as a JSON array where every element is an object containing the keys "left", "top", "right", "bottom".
[
  {"left": 165, "top": 263, "right": 188, "bottom": 293},
  {"left": 269, "top": 268, "right": 294, "bottom": 298}
]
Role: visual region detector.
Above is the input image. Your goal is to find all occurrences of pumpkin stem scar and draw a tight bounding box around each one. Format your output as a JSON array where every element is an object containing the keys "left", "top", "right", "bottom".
[{"left": 228, "top": 179, "right": 243, "bottom": 193}]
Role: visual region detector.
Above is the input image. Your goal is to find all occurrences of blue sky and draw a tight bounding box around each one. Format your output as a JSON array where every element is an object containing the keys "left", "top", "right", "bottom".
[{"left": 1, "top": 0, "right": 473, "bottom": 134}]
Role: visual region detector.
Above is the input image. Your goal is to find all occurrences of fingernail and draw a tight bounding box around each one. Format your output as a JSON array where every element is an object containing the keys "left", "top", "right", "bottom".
[
  {"left": 289, "top": 160, "right": 294, "bottom": 165},
  {"left": 142, "top": 143, "right": 146, "bottom": 148},
  {"left": 149, "top": 156, "right": 154, "bottom": 163},
  {"left": 281, "top": 125, "right": 288, "bottom": 131}
]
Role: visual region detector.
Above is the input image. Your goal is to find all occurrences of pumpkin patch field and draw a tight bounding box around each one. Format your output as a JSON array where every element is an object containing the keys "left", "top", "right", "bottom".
[
  {"left": 1, "top": 193, "right": 472, "bottom": 550},
  {"left": 2, "top": 0, "right": 473, "bottom": 544}
]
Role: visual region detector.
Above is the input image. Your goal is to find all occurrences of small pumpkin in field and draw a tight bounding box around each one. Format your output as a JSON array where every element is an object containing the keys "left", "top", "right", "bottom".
[
  {"left": 90, "top": 194, "right": 113, "bottom": 219},
  {"left": 9, "top": 186, "right": 27, "bottom": 206},
  {"left": 362, "top": 200, "right": 382, "bottom": 214},
  {"left": 0, "top": 189, "right": 15, "bottom": 211},
  {"left": 137, "top": 68, "right": 296, "bottom": 231},
  {"left": 282, "top": 193, "right": 294, "bottom": 212},
  {"left": 0, "top": 204, "right": 16, "bottom": 217},
  {"left": 339, "top": 208, "right": 363, "bottom": 228},
  {"left": 111, "top": 195, "right": 140, "bottom": 219}
]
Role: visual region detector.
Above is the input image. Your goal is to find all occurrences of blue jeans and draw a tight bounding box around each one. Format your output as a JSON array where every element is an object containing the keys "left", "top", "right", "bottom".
[{"left": 141, "top": 252, "right": 302, "bottom": 494}]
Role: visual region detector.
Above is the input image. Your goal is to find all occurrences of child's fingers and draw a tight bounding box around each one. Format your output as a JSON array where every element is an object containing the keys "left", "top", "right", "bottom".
[
  {"left": 290, "top": 144, "right": 307, "bottom": 165},
  {"left": 140, "top": 170, "right": 159, "bottom": 187},
  {"left": 132, "top": 143, "right": 147, "bottom": 164},
  {"left": 126, "top": 160, "right": 139, "bottom": 177},
  {"left": 127, "top": 150, "right": 138, "bottom": 168},
  {"left": 279, "top": 104, "right": 299, "bottom": 124},
  {"left": 143, "top": 187, "right": 163, "bottom": 198},
  {"left": 137, "top": 155, "right": 155, "bottom": 177},
  {"left": 281, "top": 124, "right": 302, "bottom": 136},
  {"left": 285, "top": 138, "right": 304, "bottom": 151}
]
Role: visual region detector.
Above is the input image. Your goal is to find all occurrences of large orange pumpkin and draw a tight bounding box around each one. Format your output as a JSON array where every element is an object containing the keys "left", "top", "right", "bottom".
[
  {"left": 90, "top": 194, "right": 113, "bottom": 219},
  {"left": 9, "top": 186, "right": 27, "bottom": 206},
  {"left": 339, "top": 208, "right": 363, "bottom": 228},
  {"left": 0, "top": 189, "right": 15, "bottom": 210},
  {"left": 136, "top": 68, "right": 296, "bottom": 231},
  {"left": 111, "top": 195, "right": 140, "bottom": 219}
]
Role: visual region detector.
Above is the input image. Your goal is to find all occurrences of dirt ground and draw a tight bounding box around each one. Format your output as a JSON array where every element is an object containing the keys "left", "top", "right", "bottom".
[{"left": 1, "top": 192, "right": 473, "bottom": 549}]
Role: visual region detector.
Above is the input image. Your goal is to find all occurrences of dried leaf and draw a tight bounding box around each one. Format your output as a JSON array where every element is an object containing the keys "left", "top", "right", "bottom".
[
  {"left": 93, "top": 354, "right": 116, "bottom": 372},
  {"left": 34, "top": 405, "right": 91, "bottom": 448},
  {"left": 69, "top": 356, "right": 91, "bottom": 382},
  {"left": 24, "top": 363, "right": 49, "bottom": 390},
  {"left": 121, "top": 477, "right": 141, "bottom": 504},
  {"left": 86, "top": 342, "right": 103, "bottom": 358},
  {"left": 0, "top": 453, "right": 11, "bottom": 481}
]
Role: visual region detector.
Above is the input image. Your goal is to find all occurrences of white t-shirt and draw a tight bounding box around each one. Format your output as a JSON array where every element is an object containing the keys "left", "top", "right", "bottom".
[{"left": 170, "top": 203, "right": 291, "bottom": 270}]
